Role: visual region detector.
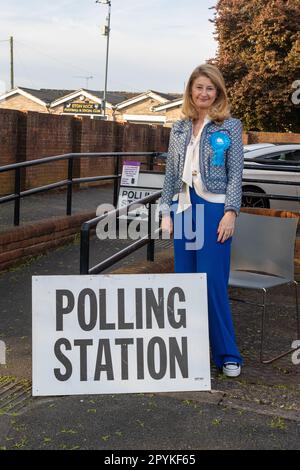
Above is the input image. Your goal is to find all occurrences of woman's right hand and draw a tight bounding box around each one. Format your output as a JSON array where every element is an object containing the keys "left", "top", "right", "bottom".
[{"left": 161, "top": 215, "right": 173, "bottom": 236}]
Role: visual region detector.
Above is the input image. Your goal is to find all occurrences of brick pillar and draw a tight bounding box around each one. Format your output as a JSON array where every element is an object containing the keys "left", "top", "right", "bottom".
[
  {"left": 0, "top": 109, "right": 26, "bottom": 196},
  {"left": 150, "top": 125, "right": 170, "bottom": 171},
  {"left": 25, "top": 112, "right": 75, "bottom": 189},
  {"left": 242, "top": 132, "right": 250, "bottom": 145},
  {"left": 79, "top": 119, "right": 117, "bottom": 186},
  {"left": 121, "top": 123, "right": 153, "bottom": 170},
  {"left": 249, "top": 131, "right": 300, "bottom": 144}
]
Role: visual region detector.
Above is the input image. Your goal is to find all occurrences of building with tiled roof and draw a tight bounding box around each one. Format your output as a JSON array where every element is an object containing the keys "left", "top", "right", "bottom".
[
  {"left": 113, "top": 90, "right": 182, "bottom": 125},
  {"left": 0, "top": 87, "right": 183, "bottom": 125},
  {"left": 153, "top": 97, "right": 184, "bottom": 126}
]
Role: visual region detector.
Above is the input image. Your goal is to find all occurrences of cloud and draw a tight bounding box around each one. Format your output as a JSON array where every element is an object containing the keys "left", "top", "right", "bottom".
[{"left": 0, "top": 0, "right": 217, "bottom": 92}]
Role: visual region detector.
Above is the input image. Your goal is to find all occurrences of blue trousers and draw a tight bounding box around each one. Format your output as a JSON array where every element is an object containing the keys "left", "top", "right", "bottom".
[{"left": 171, "top": 187, "right": 242, "bottom": 369}]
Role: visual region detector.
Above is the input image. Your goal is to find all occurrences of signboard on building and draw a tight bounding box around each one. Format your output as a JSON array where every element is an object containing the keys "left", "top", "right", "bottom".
[
  {"left": 32, "top": 273, "right": 211, "bottom": 396},
  {"left": 63, "top": 101, "right": 102, "bottom": 115}
]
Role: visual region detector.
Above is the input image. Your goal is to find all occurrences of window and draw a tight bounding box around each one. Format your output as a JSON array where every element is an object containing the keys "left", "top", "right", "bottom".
[{"left": 255, "top": 150, "right": 300, "bottom": 164}]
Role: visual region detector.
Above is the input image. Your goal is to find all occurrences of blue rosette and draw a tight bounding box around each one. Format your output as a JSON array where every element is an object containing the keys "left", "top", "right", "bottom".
[{"left": 209, "top": 132, "right": 231, "bottom": 166}]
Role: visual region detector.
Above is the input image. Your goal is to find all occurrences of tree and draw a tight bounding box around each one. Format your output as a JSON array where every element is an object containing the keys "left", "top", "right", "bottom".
[{"left": 209, "top": 0, "right": 300, "bottom": 132}]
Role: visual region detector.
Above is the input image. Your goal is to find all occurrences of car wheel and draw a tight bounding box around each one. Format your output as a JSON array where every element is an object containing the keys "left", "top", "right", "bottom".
[{"left": 242, "top": 186, "right": 270, "bottom": 209}]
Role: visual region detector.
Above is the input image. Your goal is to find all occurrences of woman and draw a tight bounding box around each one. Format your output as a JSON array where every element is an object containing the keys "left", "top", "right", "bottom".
[{"left": 160, "top": 63, "right": 244, "bottom": 377}]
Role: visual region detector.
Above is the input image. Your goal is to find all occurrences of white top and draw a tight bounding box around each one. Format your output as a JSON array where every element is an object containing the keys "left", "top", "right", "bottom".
[{"left": 173, "top": 117, "right": 226, "bottom": 214}]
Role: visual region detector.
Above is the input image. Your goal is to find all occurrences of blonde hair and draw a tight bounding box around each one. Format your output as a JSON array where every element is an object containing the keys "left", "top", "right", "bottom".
[{"left": 181, "top": 63, "right": 231, "bottom": 123}]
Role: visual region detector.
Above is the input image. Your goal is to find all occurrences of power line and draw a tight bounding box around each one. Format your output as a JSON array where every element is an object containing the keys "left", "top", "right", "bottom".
[
  {"left": 16, "top": 39, "right": 99, "bottom": 77},
  {"left": 14, "top": 45, "right": 37, "bottom": 90}
]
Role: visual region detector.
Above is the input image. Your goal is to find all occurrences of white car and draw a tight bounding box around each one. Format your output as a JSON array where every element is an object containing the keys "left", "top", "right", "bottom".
[
  {"left": 243, "top": 143, "right": 276, "bottom": 153},
  {"left": 242, "top": 144, "right": 300, "bottom": 211}
]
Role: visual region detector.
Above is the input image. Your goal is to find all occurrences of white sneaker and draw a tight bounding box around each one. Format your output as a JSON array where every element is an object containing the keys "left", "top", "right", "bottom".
[{"left": 222, "top": 362, "right": 241, "bottom": 378}]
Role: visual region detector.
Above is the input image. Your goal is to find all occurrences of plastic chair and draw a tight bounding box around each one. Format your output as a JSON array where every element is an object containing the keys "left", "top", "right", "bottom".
[{"left": 229, "top": 212, "right": 300, "bottom": 363}]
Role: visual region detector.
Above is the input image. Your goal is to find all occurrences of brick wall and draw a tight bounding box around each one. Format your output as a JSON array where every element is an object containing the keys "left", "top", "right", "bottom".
[
  {"left": 0, "top": 211, "right": 95, "bottom": 271},
  {"left": 114, "top": 97, "right": 165, "bottom": 121},
  {"left": 165, "top": 107, "right": 182, "bottom": 125},
  {"left": 51, "top": 104, "right": 69, "bottom": 115},
  {"left": 0, "top": 95, "right": 46, "bottom": 113},
  {"left": 244, "top": 131, "right": 300, "bottom": 145},
  {"left": 79, "top": 119, "right": 118, "bottom": 186},
  {"left": 121, "top": 97, "right": 163, "bottom": 115},
  {"left": 121, "top": 123, "right": 152, "bottom": 170},
  {"left": 0, "top": 109, "right": 27, "bottom": 194},
  {"left": 1, "top": 107, "right": 300, "bottom": 198},
  {"left": 25, "top": 112, "right": 75, "bottom": 190},
  {"left": 150, "top": 125, "right": 171, "bottom": 171}
]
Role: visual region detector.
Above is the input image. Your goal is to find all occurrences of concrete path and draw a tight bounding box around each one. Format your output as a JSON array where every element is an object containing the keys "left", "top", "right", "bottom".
[{"left": 0, "top": 186, "right": 299, "bottom": 450}]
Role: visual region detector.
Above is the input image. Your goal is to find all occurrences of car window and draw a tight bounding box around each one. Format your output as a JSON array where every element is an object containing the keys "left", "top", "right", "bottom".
[
  {"left": 281, "top": 150, "right": 300, "bottom": 162},
  {"left": 254, "top": 150, "right": 300, "bottom": 164}
]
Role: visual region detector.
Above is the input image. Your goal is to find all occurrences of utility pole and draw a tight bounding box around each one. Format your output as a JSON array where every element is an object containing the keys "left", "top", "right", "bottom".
[
  {"left": 96, "top": 0, "right": 111, "bottom": 119},
  {"left": 10, "top": 36, "right": 14, "bottom": 89},
  {"left": 103, "top": 2, "right": 111, "bottom": 118}
]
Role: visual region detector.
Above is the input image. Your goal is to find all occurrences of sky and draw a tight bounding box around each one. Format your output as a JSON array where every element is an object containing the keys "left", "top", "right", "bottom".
[{"left": 0, "top": 0, "right": 218, "bottom": 95}]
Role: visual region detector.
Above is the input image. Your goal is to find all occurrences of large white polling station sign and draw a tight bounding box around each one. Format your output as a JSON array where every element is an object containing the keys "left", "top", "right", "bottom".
[{"left": 32, "top": 274, "right": 210, "bottom": 396}]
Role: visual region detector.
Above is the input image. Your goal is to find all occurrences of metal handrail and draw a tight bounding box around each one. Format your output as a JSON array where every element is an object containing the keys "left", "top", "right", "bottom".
[
  {"left": 79, "top": 161, "right": 300, "bottom": 275},
  {"left": 80, "top": 190, "right": 162, "bottom": 275},
  {"left": 0, "top": 152, "right": 165, "bottom": 226},
  {"left": 244, "top": 156, "right": 300, "bottom": 166},
  {"left": 244, "top": 164, "right": 300, "bottom": 171},
  {"left": 242, "top": 192, "right": 300, "bottom": 202},
  {"left": 1, "top": 147, "right": 300, "bottom": 274},
  {"left": 1, "top": 148, "right": 299, "bottom": 229},
  {"left": 80, "top": 188, "right": 300, "bottom": 276},
  {"left": 242, "top": 178, "right": 300, "bottom": 185},
  {"left": 0, "top": 152, "right": 162, "bottom": 172}
]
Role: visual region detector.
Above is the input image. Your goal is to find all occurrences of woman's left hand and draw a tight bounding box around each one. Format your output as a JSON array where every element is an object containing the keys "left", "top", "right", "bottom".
[{"left": 217, "top": 211, "right": 236, "bottom": 243}]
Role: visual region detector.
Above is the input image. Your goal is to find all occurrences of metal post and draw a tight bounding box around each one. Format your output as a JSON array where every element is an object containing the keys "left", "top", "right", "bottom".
[
  {"left": 66, "top": 157, "right": 73, "bottom": 216},
  {"left": 147, "top": 203, "right": 155, "bottom": 261},
  {"left": 260, "top": 288, "right": 267, "bottom": 363},
  {"left": 96, "top": 0, "right": 111, "bottom": 118},
  {"left": 113, "top": 155, "right": 119, "bottom": 208},
  {"left": 80, "top": 225, "right": 90, "bottom": 274},
  {"left": 13, "top": 167, "right": 21, "bottom": 226},
  {"left": 148, "top": 153, "right": 155, "bottom": 171},
  {"left": 293, "top": 280, "right": 300, "bottom": 339},
  {"left": 10, "top": 36, "right": 14, "bottom": 89},
  {"left": 103, "top": 1, "right": 111, "bottom": 118},
  {"left": 114, "top": 155, "right": 120, "bottom": 234}
]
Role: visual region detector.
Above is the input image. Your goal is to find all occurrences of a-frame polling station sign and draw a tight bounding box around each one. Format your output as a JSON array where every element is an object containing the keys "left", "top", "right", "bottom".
[{"left": 32, "top": 273, "right": 211, "bottom": 396}]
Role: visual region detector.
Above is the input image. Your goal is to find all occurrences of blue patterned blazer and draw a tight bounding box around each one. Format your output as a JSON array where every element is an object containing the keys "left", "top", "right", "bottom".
[{"left": 160, "top": 117, "right": 244, "bottom": 215}]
